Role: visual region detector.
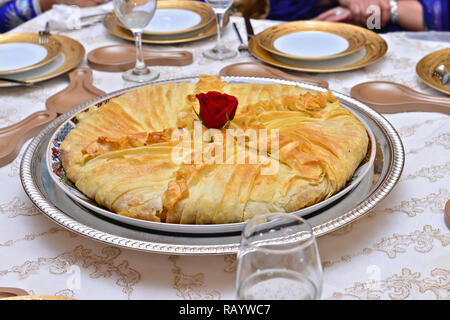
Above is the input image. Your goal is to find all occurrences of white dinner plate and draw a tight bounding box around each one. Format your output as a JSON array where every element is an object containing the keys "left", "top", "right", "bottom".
[
  {"left": 0, "top": 43, "right": 48, "bottom": 72},
  {"left": 273, "top": 31, "right": 350, "bottom": 59},
  {"left": 0, "top": 35, "right": 85, "bottom": 87},
  {"left": 0, "top": 33, "right": 63, "bottom": 76},
  {"left": 146, "top": 8, "right": 202, "bottom": 33},
  {"left": 275, "top": 47, "right": 368, "bottom": 69}
]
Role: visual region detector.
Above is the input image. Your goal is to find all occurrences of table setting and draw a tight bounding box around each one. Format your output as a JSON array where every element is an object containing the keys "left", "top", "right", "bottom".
[{"left": 0, "top": 0, "right": 449, "bottom": 301}]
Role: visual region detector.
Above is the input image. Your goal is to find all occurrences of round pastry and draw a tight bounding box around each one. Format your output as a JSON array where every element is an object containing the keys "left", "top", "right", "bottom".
[{"left": 60, "top": 76, "right": 369, "bottom": 224}]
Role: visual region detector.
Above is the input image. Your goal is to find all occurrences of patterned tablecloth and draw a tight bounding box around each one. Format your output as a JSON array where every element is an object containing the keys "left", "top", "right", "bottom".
[{"left": 0, "top": 4, "right": 449, "bottom": 300}]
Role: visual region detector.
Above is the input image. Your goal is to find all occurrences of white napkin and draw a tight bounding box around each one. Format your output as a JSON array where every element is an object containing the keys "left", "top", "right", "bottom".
[
  {"left": 47, "top": 5, "right": 82, "bottom": 31},
  {"left": 46, "top": 2, "right": 114, "bottom": 31}
]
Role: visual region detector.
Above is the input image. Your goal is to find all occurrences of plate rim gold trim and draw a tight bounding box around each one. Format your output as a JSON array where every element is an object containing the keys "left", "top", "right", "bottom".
[
  {"left": 249, "top": 27, "right": 387, "bottom": 73},
  {"left": 116, "top": 0, "right": 215, "bottom": 36},
  {"left": 416, "top": 48, "right": 450, "bottom": 95},
  {"left": 0, "top": 35, "right": 85, "bottom": 87},
  {"left": 104, "top": 11, "right": 228, "bottom": 44},
  {"left": 256, "top": 21, "right": 367, "bottom": 61},
  {"left": 0, "top": 33, "right": 62, "bottom": 76}
]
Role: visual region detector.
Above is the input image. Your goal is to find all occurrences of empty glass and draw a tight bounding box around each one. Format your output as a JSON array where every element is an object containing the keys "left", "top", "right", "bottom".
[
  {"left": 113, "top": 0, "right": 159, "bottom": 82},
  {"left": 236, "top": 213, "right": 323, "bottom": 300},
  {"left": 203, "top": 0, "right": 237, "bottom": 60}
]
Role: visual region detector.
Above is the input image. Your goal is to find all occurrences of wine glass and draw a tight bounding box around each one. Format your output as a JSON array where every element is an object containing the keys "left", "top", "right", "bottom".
[
  {"left": 236, "top": 213, "right": 323, "bottom": 300},
  {"left": 113, "top": 0, "right": 159, "bottom": 83},
  {"left": 203, "top": 0, "right": 237, "bottom": 60}
]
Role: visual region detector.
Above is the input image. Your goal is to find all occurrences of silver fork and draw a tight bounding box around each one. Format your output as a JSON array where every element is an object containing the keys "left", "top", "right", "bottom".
[
  {"left": 232, "top": 22, "right": 248, "bottom": 52},
  {"left": 38, "top": 22, "right": 50, "bottom": 45}
]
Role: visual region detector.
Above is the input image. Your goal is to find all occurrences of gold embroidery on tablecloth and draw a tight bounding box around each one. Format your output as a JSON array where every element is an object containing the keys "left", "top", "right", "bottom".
[
  {"left": 322, "top": 225, "right": 450, "bottom": 269},
  {"left": 319, "top": 187, "right": 448, "bottom": 243},
  {"left": 54, "top": 289, "right": 75, "bottom": 299},
  {"left": 325, "top": 211, "right": 378, "bottom": 237},
  {"left": 224, "top": 255, "right": 237, "bottom": 273},
  {"left": 407, "top": 133, "right": 450, "bottom": 155},
  {"left": 0, "top": 245, "right": 141, "bottom": 299},
  {"left": 169, "top": 255, "right": 221, "bottom": 300},
  {"left": 0, "top": 227, "right": 76, "bottom": 248},
  {"left": 327, "top": 268, "right": 449, "bottom": 300},
  {"left": 402, "top": 161, "right": 450, "bottom": 183},
  {"left": 384, "top": 188, "right": 449, "bottom": 217},
  {"left": 0, "top": 197, "right": 40, "bottom": 218},
  {"left": 8, "top": 150, "right": 24, "bottom": 177},
  {"left": 398, "top": 118, "right": 445, "bottom": 138}
]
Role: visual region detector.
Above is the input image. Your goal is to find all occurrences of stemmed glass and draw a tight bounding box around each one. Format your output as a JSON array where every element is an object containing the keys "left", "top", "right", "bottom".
[
  {"left": 203, "top": 0, "right": 237, "bottom": 60},
  {"left": 236, "top": 213, "right": 323, "bottom": 300},
  {"left": 113, "top": 0, "right": 159, "bottom": 82}
]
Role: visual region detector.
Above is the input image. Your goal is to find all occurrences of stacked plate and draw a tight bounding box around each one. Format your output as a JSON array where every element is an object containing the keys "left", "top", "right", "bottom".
[
  {"left": 103, "top": 0, "right": 220, "bottom": 44},
  {"left": 0, "top": 33, "right": 85, "bottom": 87},
  {"left": 250, "top": 21, "right": 388, "bottom": 73}
]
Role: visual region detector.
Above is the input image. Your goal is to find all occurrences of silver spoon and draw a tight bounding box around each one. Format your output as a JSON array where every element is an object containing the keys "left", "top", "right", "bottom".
[
  {"left": 232, "top": 22, "right": 247, "bottom": 52},
  {"left": 434, "top": 64, "right": 449, "bottom": 85}
]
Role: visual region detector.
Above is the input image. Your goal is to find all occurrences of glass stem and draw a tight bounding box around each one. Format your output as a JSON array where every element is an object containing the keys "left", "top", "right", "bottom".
[
  {"left": 133, "top": 31, "right": 146, "bottom": 71},
  {"left": 214, "top": 12, "right": 225, "bottom": 51}
]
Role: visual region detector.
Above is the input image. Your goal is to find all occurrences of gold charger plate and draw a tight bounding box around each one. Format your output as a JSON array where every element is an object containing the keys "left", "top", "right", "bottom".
[
  {"left": 416, "top": 48, "right": 450, "bottom": 95},
  {"left": 249, "top": 26, "right": 387, "bottom": 73},
  {"left": 0, "top": 35, "right": 84, "bottom": 87},
  {"left": 117, "top": 0, "right": 215, "bottom": 36},
  {"left": 256, "top": 21, "right": 367, "bottom": 61},
  {"left": 0, "top": 33, "right": 62, "bottom": 76},
  {"left": 104, "top": 11, "right": 228, "bottom": 44}
]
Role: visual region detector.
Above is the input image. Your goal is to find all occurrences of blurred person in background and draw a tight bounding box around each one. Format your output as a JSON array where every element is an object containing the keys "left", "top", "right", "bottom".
[
  {"left": 0, "top": 0, "right": 104, "bottom": 32},
  {"left": 2, "top": 0, "right": 447, "bottom": 33},
  {"left": 231, "top": 0, "right": 449, "bottom": 31}
]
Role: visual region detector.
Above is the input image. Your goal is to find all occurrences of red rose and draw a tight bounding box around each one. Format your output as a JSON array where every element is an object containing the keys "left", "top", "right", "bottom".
[{"left": 195, "top": 91, "right": 238, "bottom": 129}]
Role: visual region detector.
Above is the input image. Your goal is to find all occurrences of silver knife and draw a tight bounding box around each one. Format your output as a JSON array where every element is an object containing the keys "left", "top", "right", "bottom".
[{"left": 244, "top": 17, "right": 255, "bottom": 42}]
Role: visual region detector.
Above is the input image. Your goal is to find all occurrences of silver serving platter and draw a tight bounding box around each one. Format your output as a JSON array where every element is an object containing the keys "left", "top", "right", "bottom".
[{"left": 20, "top": 76, "right": 404, "bottom": 255}]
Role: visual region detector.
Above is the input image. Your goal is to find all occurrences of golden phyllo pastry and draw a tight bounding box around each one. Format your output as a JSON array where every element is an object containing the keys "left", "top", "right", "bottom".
[{"left": 60, "top": 76, "right": 369, "bottom": 224}]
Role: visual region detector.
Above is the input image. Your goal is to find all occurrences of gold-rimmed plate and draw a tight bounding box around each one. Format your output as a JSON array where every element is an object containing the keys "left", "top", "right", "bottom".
[
  {"left": 249, "top": 26, "right": 387, "bottom": 73},
  {"left": 256, "top": 21, "right": 367, "bottom": 61},
  {"left": 416, "top": 48, "right": 450, "bottom": 95},
  {"left": 0, "top": 35, "right": 84, "bottom": 87},
  {"left": 116, "top": 0, "right": 215, "bottom": 36},
  {"left": 0, "top": 33, "right": 62, "bottom": 76},
  {"left": 104, "top": 11, "right": 228, "bottom": 44}
]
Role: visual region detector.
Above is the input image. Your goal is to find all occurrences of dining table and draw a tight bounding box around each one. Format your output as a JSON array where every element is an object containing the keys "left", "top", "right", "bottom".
[{"left": 0, "top": 3, "right": 449, "bottom": 300}]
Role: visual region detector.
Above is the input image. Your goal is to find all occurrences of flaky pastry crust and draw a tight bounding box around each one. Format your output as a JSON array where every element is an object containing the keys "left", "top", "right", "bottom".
[{"left": 60, "top": 76, "right": 369, "bottom": 224}]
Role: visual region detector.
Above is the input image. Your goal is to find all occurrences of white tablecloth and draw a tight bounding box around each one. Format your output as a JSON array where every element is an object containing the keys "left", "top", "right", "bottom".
[{"left": 0, "top": 4, "right": 449, "bottom": 300}]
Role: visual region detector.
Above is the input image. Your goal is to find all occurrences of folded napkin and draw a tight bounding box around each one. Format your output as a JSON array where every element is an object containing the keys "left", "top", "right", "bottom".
[
  {"left": 47, "top": 2, "right": 113, "bottom": 31},
  {"left": 47, "top": 4, "right": 82, "bottom": 31}
]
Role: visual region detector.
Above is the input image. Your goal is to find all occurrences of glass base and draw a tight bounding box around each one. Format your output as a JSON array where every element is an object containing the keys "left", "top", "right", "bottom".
[
  {"left": 122, "top": 67, "right": 159, "bottom": 83},
  {"left": 203, "top": 46, "right": 237, "bottom": 61}
]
